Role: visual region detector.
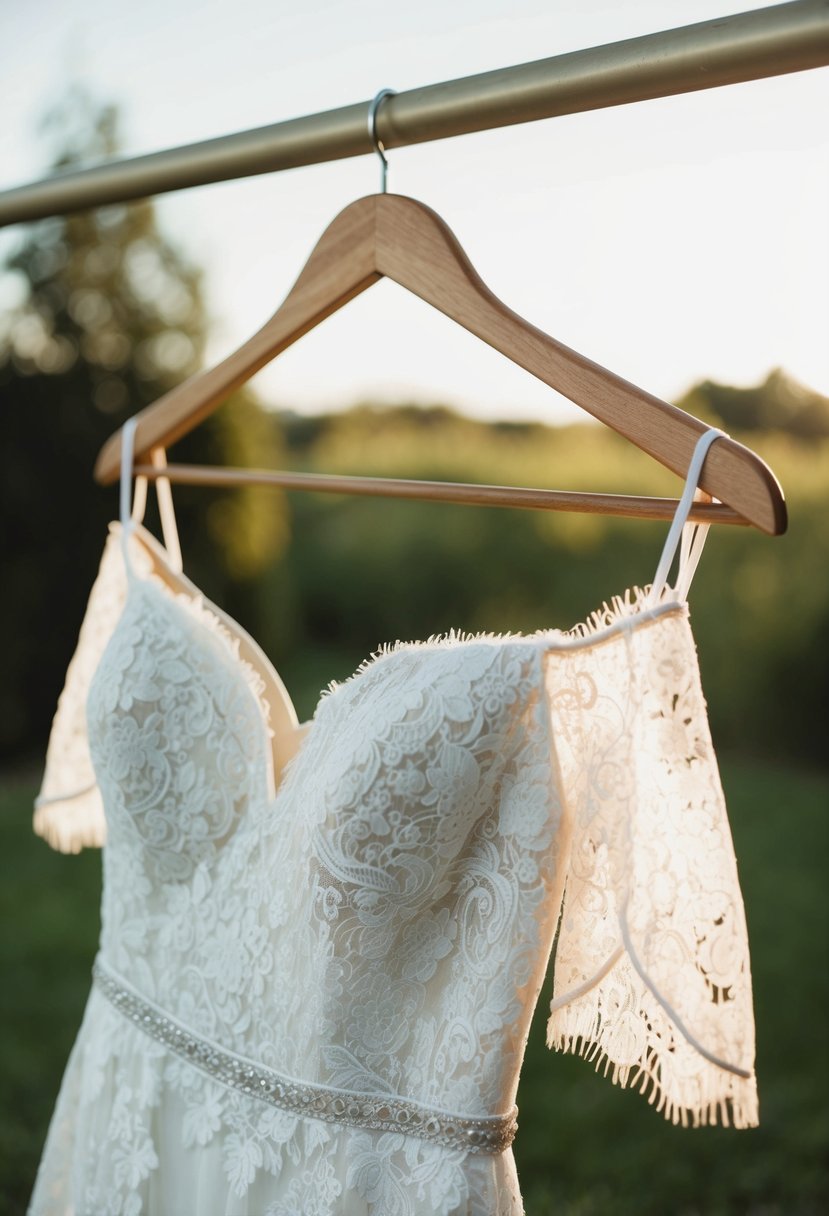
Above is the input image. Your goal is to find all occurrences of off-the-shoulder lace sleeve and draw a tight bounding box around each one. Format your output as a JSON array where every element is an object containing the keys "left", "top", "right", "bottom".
[
  {"left": 33, "top": 524, "right": 127, "bottom": 853},
  {"left": 543, "top": 610, "right": 758, "bottom": 1128}
]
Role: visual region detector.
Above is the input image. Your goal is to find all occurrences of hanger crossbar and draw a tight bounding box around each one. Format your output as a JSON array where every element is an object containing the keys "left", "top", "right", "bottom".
[{"left": 135, "top": 462, "right": 747, "bottom": 524}]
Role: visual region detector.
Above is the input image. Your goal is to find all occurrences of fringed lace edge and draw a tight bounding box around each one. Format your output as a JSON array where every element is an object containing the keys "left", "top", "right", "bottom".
[
  {"left": 561, "top": 584, "right": 669, "bottom": 640},
  {"left": 319, "top": 584, "right": 683, "bottom": 706},
  {"left": 546, "top": 1010, "right": 759, "bottom": 1130}
]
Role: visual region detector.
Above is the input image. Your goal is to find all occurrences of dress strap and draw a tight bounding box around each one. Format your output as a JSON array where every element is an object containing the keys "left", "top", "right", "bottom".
[
  {"left": 148, "top": 446, "right": 183, "bottom": 573},
  {"left": 649, "top": 427, "right": 727, "bottom": 605},
  {"left": 118, "top": 416, "right": 183, "bottom": 574}
]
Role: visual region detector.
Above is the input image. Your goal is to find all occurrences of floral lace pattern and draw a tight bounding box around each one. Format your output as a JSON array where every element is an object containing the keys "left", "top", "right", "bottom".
[
  {"left": 544, "top": 616, "right": 757, "bottom": 1128},
  {"left": 29, "top": 525, "right": 757, "bottom": 1215}
]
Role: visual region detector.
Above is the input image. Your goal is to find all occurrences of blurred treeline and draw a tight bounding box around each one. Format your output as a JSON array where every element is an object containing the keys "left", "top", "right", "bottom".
[
  {"left": 1, "top": 92, "right": 827, "bottom": 771},
  {"left": 261, "top": 393, "right": 828, "bottom": 771}
]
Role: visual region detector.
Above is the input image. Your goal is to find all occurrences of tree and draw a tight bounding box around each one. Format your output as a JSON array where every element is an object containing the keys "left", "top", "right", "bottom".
[
  {"left": 676, "top": 369, "right": 829, "bottom": 438},
  {"left": 0, "top": 88, "right": 286, "bottom": 758}
]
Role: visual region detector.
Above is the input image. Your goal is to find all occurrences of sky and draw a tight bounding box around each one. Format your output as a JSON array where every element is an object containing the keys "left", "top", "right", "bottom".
[{"left": 0, "top": 0, "right": 827, "bottom": 425}]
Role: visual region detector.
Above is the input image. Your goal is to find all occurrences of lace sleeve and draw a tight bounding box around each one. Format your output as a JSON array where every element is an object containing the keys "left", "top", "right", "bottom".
[
  {"left": 543, "top": 611, "right": 758, "bottom": 1128},
  {"left": 33, "top": 524, "right": 127, "bottom": 853}
]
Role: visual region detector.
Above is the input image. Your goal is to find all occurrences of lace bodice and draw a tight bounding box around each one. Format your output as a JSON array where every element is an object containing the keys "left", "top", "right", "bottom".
[{"left": 28, "top": 428, "right": 758, "bottom": 1216}]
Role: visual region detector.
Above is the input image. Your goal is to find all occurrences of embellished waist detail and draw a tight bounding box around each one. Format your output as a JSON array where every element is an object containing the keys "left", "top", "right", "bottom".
[{"left": 92, "top": 958, "right": 518, "bottom": 1155}]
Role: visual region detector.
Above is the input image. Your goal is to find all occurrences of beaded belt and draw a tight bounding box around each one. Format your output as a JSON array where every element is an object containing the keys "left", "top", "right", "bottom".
[{"left": 92, "top": 959, "right": 518, "bottom": 1155}]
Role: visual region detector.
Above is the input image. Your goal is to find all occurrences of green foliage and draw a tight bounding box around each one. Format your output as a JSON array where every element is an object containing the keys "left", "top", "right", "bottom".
[
  {"left": 677, "top": 368, "right": 829, "bottom": 439},
  {"left": 2, "top": 89, "right": 207, "bottom": 397},
  {"left": 264, "top": 404, "right": 828, "bottom": 768}
]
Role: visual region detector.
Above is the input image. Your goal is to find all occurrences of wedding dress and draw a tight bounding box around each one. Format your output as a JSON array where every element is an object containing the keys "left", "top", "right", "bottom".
[{"left": 28, "top": 423, "right": 757, "bottom": 1215}]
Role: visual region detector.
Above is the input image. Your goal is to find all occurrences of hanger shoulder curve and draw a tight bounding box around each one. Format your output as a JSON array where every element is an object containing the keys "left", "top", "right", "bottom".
[
  {"left": 95, "top": 199, "right": 381, "bottom": 484},
  {"left": 371, "top": 195, "right": 786, "bottom": 535}
]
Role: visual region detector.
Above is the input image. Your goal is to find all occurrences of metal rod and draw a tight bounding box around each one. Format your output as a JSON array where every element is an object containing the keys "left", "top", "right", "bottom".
[
  {"left": 134, "top": 463, "right": 748, "bottom": 524},
  {"left": 1, "top": 1, "right": 827, "bottom": 228}
]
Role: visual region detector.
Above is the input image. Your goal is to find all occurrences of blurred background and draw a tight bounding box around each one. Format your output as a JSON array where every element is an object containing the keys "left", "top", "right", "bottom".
[{"left": 1, "top": 2, "right": 827, "bottom": 1213}]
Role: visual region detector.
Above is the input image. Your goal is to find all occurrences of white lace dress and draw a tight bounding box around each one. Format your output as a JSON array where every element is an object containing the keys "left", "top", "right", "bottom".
[{"left": 28, "top": 429, "right": 758, "bottom": 1216}]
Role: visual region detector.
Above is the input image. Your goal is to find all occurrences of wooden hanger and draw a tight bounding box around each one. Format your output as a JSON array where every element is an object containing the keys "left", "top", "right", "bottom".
[{"left": 95, "top": 192, "right": 787, "bottom": 535}]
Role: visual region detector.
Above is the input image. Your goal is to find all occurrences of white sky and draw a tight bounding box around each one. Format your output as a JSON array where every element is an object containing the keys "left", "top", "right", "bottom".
[{"left": 0, "top": 0, "right": 827, "bottom": 423}]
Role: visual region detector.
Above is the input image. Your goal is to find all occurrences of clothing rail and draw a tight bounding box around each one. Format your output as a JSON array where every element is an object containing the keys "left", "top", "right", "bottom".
[{"left": 1, "top": 0, "right": 827, "bottom": 228}]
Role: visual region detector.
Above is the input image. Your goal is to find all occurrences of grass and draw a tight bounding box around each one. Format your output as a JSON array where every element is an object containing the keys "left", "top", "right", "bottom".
[{"left": 1, "top": 756, "right": 826, "bottom": 1215}]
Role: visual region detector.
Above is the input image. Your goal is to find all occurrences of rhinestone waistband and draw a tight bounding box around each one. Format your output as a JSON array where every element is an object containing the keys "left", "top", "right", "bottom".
[{"left": 91, "top": 959, "right": 518, "bottom": 1155}]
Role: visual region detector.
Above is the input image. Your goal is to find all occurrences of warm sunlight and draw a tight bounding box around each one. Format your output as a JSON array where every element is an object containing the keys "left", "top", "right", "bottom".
[{"left": 1, "top": 0, "right": 827, "bottom": 422}]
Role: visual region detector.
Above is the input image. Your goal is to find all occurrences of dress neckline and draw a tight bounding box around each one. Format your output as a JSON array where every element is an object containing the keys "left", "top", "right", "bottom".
[
  {"left": 113, "top": 417, "right": 717, "bottom": 778},
  {"left": 119, "top": 518, "right": 686, "bottom": 739}
]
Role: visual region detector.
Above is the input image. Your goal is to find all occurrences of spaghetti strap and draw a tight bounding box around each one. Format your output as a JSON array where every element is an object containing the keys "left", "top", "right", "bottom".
[
  {"left": 118, "top": 416, "right": 183, "bottom": 575},
  {"left": 148, "top": 447, "right": 183, "bottom": 573},
  {"left": 649, "top": 427, "right": 727, "bottom": 606}
]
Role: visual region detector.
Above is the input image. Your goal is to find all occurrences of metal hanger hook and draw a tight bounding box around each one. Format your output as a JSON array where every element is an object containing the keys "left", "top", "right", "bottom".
[{"left": 367, "top": 88, "right": 396, "bottom": 193}]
